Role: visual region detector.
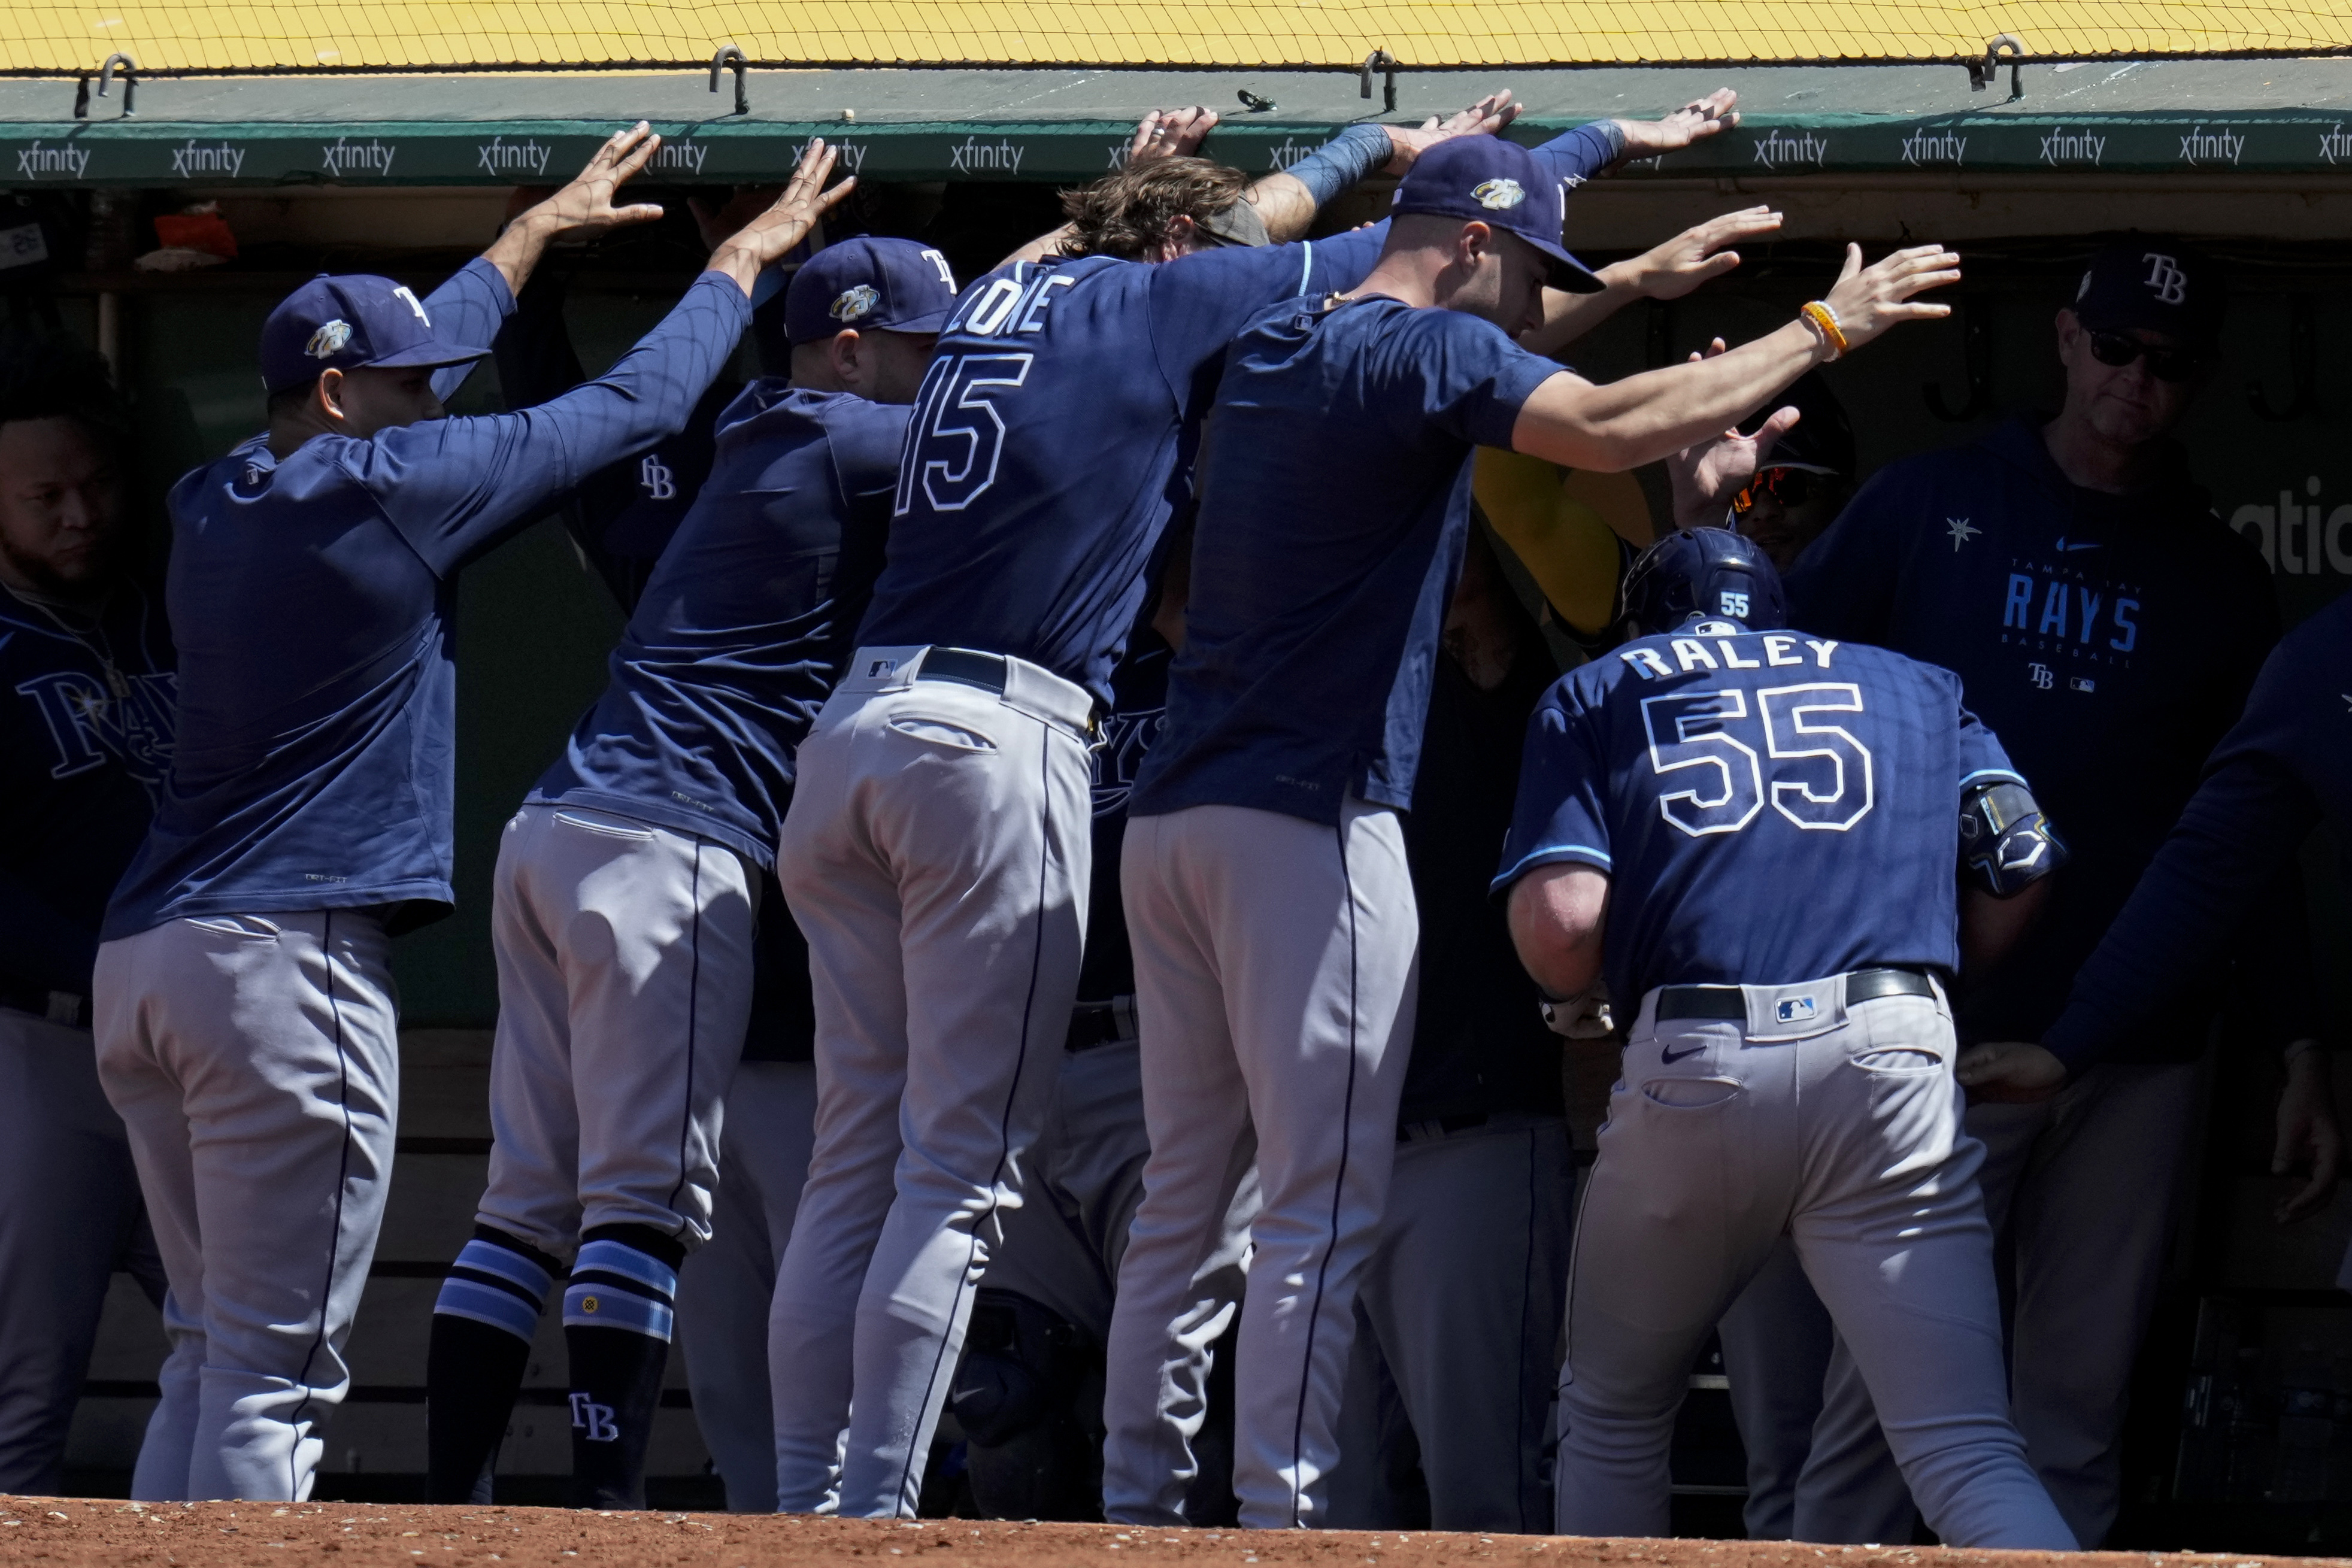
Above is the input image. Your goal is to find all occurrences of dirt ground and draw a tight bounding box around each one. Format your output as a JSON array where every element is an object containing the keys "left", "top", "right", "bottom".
[{"left": 0, "top": 1499, "right": 2327, "bottom": 1568}]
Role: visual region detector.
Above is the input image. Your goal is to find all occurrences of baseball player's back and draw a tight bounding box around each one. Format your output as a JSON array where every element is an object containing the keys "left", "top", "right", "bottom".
[{"left": 1499, "top": 532, "right": 2072, "bottom": 1552}]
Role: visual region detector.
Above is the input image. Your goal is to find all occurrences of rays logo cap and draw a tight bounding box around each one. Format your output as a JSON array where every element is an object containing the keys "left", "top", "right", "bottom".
[
  {"left": 259, "top": 272, "right": 490, "bottom": 396},
  {"left": 2071, "top": 235, "right": 2224, "bottom": 351},
  {"left": 1390, "top": 138, "right": 1605, "bottom": 293},
  {"left": 784, "top": 236, "right": 960, "bottom": 347}
]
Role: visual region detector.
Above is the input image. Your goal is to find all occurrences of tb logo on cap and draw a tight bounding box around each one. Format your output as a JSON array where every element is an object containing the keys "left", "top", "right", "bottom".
[
  {"left": 1472, "top": 178, "right": 1526, "bottom": 210},
  {"left": 2142, "top": 252, "right": 2187, "bottom": 305}
]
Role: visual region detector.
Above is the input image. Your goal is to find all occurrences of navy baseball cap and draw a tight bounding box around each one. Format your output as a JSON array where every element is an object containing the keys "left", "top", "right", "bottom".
[
  {"left": 1391, "top": 139, "right": 1605, "bottom": 294},
  {"left": 785, "top": 237, "right": 960, "bottom": 347},
  {"left": 259, "top": 273, "right": 490, "bottom": 396},
  {"left": 2070, "top": 236, "right": 2224, "bottom": 351}
]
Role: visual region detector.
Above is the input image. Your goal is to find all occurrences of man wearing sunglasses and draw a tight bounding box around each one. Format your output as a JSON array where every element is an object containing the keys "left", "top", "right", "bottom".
[
  {"left": 1705, "top": 236, "right": 2330, "bottom": 1548},
  {"left": 1670, "top": 369, "right": 1854, "bottom": 572}
]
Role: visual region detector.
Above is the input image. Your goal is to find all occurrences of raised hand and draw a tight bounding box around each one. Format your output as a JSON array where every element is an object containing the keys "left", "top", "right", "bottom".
[
  {"left": 1380, "top": 88, "right": 1519, "bottom": 172},
  {"left": 708, "top": 139, "right": 858, "bottom": 293},
  {"left": 1665, "top": 338, "right": 1799, "bottom": 529},
  {"left": 1618, "top": 89, "right": 1741, "bottom": 158},
  {"left": 1626, "top": 207, "right": 1783, "bottom": 301},
  {"left": 1129, "top": 106, "right": 1221, "bottom": 164},
  {"left": 1821, "top": 242, "right": 1962, "bottom": 353},
  {"left": 528, "top": 122, "right": 668, "bottom": 239}
]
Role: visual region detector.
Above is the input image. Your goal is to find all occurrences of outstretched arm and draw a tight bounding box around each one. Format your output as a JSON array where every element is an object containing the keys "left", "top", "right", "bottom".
[
  {"left": 1510, "top": 244, "right": 1958, "bottom": 472},
  {"left": 1245, "top": 90, "right": 1519, "bottom": 242},
  {"left": 481, "top": 123, "right": 669, "bottom": 298},
  {"left": 1523, "top": 206, "right": 1784, "bottom": 359}
]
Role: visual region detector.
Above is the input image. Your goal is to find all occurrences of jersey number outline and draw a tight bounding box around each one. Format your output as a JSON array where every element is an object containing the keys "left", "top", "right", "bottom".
[
  {"left": 896, "top": 351, "right": 1033, "bottom": 515},
  {"left": 1639, "top": 683, "right": 1875, "bottom": 839}
]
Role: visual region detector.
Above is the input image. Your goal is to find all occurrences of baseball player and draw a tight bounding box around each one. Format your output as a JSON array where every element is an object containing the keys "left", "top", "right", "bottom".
[
  {"left": 1668, "top": 369, "right": 1854, "bottom": 571},
  {"left": 0, "top": 332, "right": 169, "bottom": 1493},
  {"left": 425, "top": 229, "right": 943, "bottom": 1511},
  {"left": 763, "top": 89, "right": 1561, "bottom": 1518},
  {"left": 1751, "top": 236, "right": 2316, "bottom": 1548},
  {"left": 91, "top": 127, "right": 844, "bottom": 1503},
  {"left": 1960, "top": 592, "right": 2344, "bottom": 1182},
  {"left": 1496, "top": 527, "right": 2074, "bottom": 1548},
  {"left": 1105, "top": 134, "right": 1957, "bottom": 1529}
]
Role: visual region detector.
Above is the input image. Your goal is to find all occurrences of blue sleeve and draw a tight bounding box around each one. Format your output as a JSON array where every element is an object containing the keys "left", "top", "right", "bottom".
[
  {"left": 1495, "top": 680, "right": 1613, "bottom": 890},
  {"left": 2041, "top": 647, "right": 2332, "bottom": 1069},
  {"left": 1410, "top": 311, "right": 1563, "bottom": 448},
  {"left": 420, "top": 257, "right": 516, "bottom": 402},
  {"left": 1146, "top": 242, "right": 1330, "bottom": 386},
  {"left": 1303, "top": 222, "right": 1389, "bottom": 295},
  {"left": 1527, "top": 121, "right": 1626, "bottom": 192},
  {"left": 1953, "top": 692, "right": 2025, "bottom": 791},
  {"left": 355, "top": 271, "right": 752, "bottom": 579},
  {"left": 1784, "top": 466, "right": 1908, "bottom": 643}
]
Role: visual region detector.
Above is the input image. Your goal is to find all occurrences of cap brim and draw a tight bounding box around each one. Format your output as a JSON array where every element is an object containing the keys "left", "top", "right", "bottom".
[
  {"left": 1530, "top": 235, "right": 1606, "bottom": 295},
  {"left": 365, "top": 340, "right": 493, "bottom": 372},
  {"left": 882, "top": 304, "right": 956, "bottom": 335}
]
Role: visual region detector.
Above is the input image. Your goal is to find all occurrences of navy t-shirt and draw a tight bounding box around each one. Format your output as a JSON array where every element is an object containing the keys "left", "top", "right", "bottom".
[
  {"left": 0, "top": 580, "right": 175, "bottom": 997},
  {"left": 104, "top": 265, "right": 751, "bottom": 940},
  {"left": 1495, "top": 627, "right": 2022, "bottom": 1005},
  {"left": 1784, "top": 413, "right": 2289, "bottom": 1057},
  {"left": 531, "top": 382, "right": 907, "bottom": 868},
  {"left": 1131, "top": 298, "right": 1559, "bottom": 825},
  {"left": 2045, "top": 593, "right": 2352, "bottom": 1067},
  {"left": 856, "top": 230, "right": 1386, "bottom": 706}
]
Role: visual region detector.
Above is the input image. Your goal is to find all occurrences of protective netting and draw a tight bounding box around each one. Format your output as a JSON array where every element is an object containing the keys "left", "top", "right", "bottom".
[{"left": 5, "top": 0, "right": 2348, "bottom": 74}]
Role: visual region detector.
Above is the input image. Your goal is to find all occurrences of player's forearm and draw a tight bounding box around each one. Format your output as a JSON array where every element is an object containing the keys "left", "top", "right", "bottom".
[
  {"left": 480, "top": 208, "right": 568, "bottom": 300},
  {"left": 1959, "top": 878, "right": 2047, "bottom": 972},
  {"left": 1245, "top": 125, "right": 1398, "bottom": 242},
  {"left": 1521, "top": 265, "right": 1646, "bottom": 359},
  {"left": 1510, "top": 319, "right": 1827, "bottom": 473},
  {"left": 1507, "top": 865, "right": 1610, "bottom": 997}
]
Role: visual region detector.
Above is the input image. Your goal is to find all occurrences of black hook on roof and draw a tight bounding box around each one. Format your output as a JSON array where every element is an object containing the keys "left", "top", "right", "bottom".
[
  {"left": 2247, "top": 295, "right": 2318, "bottom": 422},
  {"left": 1360, "top": 50, "right": 1398, "bottom": 114},
  {"left": 98, "top": 52, "right": 137, "bottom": 117},
  {"left": 710, "top": 44, "right": 748, "bottom": 116},
  {"left": 1967, "top": 34, "right": 2024, "bottom": 101},
  {"left": 72, "top": 75, "right": 89, "bottom": 120},
  {"left": 1924, "top": 296, "right": 1995, "bottom": 421}
]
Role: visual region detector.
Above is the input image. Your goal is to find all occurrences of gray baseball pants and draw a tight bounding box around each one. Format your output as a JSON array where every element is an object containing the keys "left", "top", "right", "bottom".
[
  {"left": 1328, "top": 1112, "right": 1573, "bottom": 1533},
  {"left": 475, "top": 802, "right": 759, "bottom": 1256},
  {"left": 94, "top": 909, "right": 399, "bottom": 1502},
  {"left": 1782, "top": 1060, "right": 2201, "bottom": 1547},
  {"left": 681, "top": 1059, "right": 817, "bottom": 1512},
  {"left": 1103, "top": 797, "right": 1418, "bottom": 1531},
  {"left": 771, "top": 646, "right": 1094, "bottom": 1518},
  {"left": 0, "top": 1005, "right": 165, "bottom": 1493},
  {"left": 1555, "top": 976, "right": 2074, "bottom": 1551}
]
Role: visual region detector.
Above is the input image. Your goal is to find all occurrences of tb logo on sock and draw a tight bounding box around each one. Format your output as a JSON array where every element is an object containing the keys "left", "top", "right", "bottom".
[{"left": 568, "top": 1392, "right": 619, "bottom": 1442}]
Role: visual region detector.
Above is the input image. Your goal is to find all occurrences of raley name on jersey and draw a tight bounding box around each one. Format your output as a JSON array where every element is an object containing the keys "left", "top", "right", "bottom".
[
  {"left": 1618, "top": 630, "right": 1844, "bottom": 681},
  {"left": 1998, "top": 561, "right": 2142, "bottom": 665},
  {"left": 15, "top": 668, "right": 177, "bottom": 795}
]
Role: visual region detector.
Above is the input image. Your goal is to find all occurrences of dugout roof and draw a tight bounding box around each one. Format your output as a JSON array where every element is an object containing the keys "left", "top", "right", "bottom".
[{"left": 1, "top": 58, "right": 2348, "bottom": 186}]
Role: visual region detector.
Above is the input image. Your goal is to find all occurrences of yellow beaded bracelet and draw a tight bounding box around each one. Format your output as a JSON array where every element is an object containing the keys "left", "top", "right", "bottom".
[{"left": 1801, "top": 300, "right": 1849, "bottom": 359}]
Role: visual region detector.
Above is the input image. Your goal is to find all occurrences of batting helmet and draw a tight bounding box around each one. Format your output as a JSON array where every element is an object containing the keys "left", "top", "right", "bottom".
[{"left": 1620, "top": 526, "right": 1787, "bottom": 636}]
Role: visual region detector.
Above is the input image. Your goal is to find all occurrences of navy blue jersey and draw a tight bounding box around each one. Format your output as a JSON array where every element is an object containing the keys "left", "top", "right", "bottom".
[
  {"left": 1785, "top": 413, "right": 2290, "bottom": 1056},
  {"left": 855, "top": 229, "right": 1386, "bottom": 705},
  {"left": 532, "top": 382, "right": 906, "bottom": 868},
  {"left": 494, "top": 268, "right": 737, "bottom": 614},
  {"left": 0, "top": 581, "right": 175, "bottom": 997},
  {"left": 1132, "top": 298, "right": 1559, "bottom": 826},
  {"left": 1496, "top": 628, "right": 2021, "bottom": 1004},
  {"left": 1076, "top": 629, "right": 1171, "bottom": 1004},
  {"left": 104, "top": 265, "right": 751, "bottom": 940},
  {"left": 2045, "top": 594, "right": 2352, "bottom": 1068}
]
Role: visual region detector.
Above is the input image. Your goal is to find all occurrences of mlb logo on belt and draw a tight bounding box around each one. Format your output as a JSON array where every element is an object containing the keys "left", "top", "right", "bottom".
[{"left": 1777, "top": 996, "right": 1818, "bottom": 1024}]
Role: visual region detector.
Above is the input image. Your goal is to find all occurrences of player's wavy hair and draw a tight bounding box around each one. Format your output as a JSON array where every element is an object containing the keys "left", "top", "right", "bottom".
[
  {"left": 0, "top": 324, "right": 123, "bottom": 445},
  {"left": 1059, "top": 157, "right": 1250, "bottom": 261}
]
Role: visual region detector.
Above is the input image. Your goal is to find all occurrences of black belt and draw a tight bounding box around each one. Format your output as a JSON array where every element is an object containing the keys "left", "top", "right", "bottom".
[
  {"left": 0, "top": 985, "right": 88, "bottom": 1029},
  {"left": 1066, "top": 997, "right": 1136, "bottom": 1053},
  {"left": 1654, "top": 966, "right": 1935, "bottom": 1023},
  {"left": 916, "top": 647, "right": 1008, "bottom": 695}
]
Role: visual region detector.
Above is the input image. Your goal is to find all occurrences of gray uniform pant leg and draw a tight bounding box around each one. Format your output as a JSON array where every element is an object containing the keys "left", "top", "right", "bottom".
[
  {"left": 1801, "top": 1061, "right": 2200, "bottom": 1548},
  {"left": 771, "top": 653, "right": 1093, "bottom": 1518},
  {"left": 1102, "top": 799, "right": 1417, "bottom": 1531},
  {"left": 93, "top": 911, "right": 399, "bottom": 1502},
  {"left": 1333, "top": 1115, "right": 1572, "bottom": 1533},
  {"left": 474, "top": 803, "right": 760, "bottom": 1255},
  {"left": 1554, "top": 982, "right": 2071, "bottom": 1551},
  {"left": 0, "top": 1006, "right": 157, "bottom": 1493},
  {"left": 676, "top": 1060, "right": 817, "bottom": 1513}
]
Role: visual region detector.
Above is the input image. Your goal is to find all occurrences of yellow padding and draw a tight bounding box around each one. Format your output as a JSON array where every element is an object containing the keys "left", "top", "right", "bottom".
[
  {"left": 5, "top": 2, "right": 2345, "bottom": 74},
  {"left": 1475, "top": 447, "right": 1655, "bottom": 640}
]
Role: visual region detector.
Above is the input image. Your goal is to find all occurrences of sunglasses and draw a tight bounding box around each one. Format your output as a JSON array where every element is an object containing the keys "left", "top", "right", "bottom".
[
  {"left": 1732, "top": 466, "right": 1826, "bottom": 514},
  {"left": 2086, "top": 329, "right": 2207, "bottom": 384}
]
